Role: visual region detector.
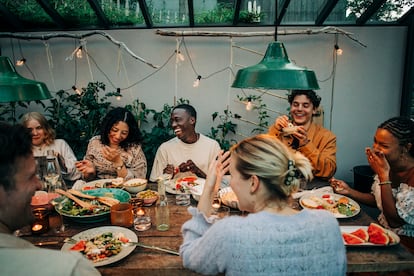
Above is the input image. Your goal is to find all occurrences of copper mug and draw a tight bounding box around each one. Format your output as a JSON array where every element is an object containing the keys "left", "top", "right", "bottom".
[{"left": 110, "top": 203, "right": 133, "bottom": 227}]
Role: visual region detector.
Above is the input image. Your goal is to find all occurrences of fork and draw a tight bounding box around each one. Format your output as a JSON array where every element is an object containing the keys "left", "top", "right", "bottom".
[{"left": 63, "top": 238, "right": 179, "bottom": 256}]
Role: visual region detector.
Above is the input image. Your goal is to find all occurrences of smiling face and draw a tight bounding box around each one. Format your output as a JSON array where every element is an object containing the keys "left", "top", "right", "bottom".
[
  {"left": 25, "top": 119, "right": 47, "bottom": 146},
  {"left": 170, "top": 108, "right": 196, "bottom": 143},
  {"left": 108, "top": 121, "right": 129, "bottom": 147},
  {"left": 372, "top": 128, "right": 402, "bottom": 165},
  {"left": 0, "top": 154, "right": 42, "bottom": 231},
  {"left": 289, "top": 94, "right": 317, "bottom": 128}
]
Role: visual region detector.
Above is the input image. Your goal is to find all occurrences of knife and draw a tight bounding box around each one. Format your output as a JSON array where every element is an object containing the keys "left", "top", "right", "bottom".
[
  {"left": 128, "top": 242, "right": 180, "bottom": 256},
  {"left": 34, "top": 241, "right": 60, "bottom": 246}
]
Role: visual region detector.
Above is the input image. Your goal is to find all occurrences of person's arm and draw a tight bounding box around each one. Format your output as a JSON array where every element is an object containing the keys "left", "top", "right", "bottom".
[
  {"left": 298, "top": 126, "right": 336, "bottom": 179},
  {"left": 54, "top": 139, "right": 82, "bottom": 181},
  {"left": 268, "top": 115, "right": 290, "bottom": 137},
  {"left": 366, "top": 148, "right": 406, "bottom": 227},
  {"left": 330, "top": 178, "right": 376, "bottom": 206},
  {"left": 123, "top": 145, "right": 147, "bottom": 180},
  {"left": 150, "top": 145, "right": 169, "bottom": 182}
]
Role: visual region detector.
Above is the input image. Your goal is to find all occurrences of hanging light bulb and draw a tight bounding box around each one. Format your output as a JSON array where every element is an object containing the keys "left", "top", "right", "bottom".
[
  {"left": 193, "top": 75, "right": 201, "bottom": 88},
  {"left": 116, "top": 88, "right": 122, "bottom": 100},
  {"left": 175, "top": 50, "right": 185, "bottom": 61},
  {"left": 246, "top": 97, "right": 253, "bottom": 111},
  {"left": 76, "top": 46, "right": 83, "bottom": 59},
  {"left": 334, "top": 44, "right": 343, "bottom": 56},
  {"left": 72, "top": 85, "right": 82, "bottom": 95},
  {"left": 16, "top": 58, "right": 26, "bottom": 66}
]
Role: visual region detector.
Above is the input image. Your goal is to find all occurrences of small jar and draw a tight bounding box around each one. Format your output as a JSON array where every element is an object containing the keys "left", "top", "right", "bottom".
[
  {"left": 134, "top": 207, "right": 151, "bottom": 231},
  {"left": 31, "top": 208, "right": 50, "bottom": 234}
]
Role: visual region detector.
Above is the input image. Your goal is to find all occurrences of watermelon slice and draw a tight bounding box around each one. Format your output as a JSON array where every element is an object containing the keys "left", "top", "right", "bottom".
[
  {"left": 350, "top": 228, "right": 369, "bottom": 242},
  {"left": 70, "top": 240, "right": 86, "bottom": 251},
  {"left": 368, "top": 223, "right": 390, "bottom": 245},
  {"left": 342, "top": 232, "right": 365, "bottom": 245}
]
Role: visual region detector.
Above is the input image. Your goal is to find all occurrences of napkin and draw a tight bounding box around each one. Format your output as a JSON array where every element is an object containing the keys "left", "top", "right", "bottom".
[{"left": 292, "top": 186, "right": 334, "bottom": 199}]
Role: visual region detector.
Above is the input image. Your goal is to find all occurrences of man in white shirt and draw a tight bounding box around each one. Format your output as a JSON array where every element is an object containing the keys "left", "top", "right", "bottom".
[{"left": 150, "top": 104, "right": 221, "bottom": 181}]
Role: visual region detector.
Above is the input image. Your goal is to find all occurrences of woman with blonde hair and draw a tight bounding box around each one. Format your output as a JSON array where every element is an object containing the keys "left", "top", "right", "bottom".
[
  {"left": 180, "top": 134, "right": 346, "bottom": 275},
  {"left": 21, "top": 112, "right": 81, "bottom": 185}
]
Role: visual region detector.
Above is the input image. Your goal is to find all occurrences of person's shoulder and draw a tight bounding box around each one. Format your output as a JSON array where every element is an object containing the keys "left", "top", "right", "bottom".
[
  {"left": 311, "top": 123, "right": 336, "bottom": 137},
  {"left": 199, "top": 134, "right": 219, "bottom": 145},
  {"left": 89, "top": 135, "right": 102, "bottom": 143},
  {"left": 160, "top": 137, "right": 179, "bottom": 146}
]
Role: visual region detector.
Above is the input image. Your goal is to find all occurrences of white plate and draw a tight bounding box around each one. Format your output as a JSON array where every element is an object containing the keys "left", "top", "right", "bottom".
[
  {"left": 61, "top": 226, "right": 137, "bottom": 267},
  {"left": 299, "top": 193, "right": 360, "bottom": 218},
  {"left": 219, "top": 187, "right": 239, "bottom": 209},
  {"left": 165, "top": 177, "right": 203, "bottom": 194},
  {"left": 76, "top": 179, "right": 116, "bottom": 191},
  {"left": 340, "top": 226, "right": 400, "bottom": 246}
]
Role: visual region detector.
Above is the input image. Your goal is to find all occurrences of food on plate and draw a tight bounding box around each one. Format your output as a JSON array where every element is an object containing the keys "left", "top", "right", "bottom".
[
  {"left": 300, "top": 194, "right": 358, "bottom": 217},
  {"left": 342, "top": 223, "right": 397, "bottom": 245},
  {"left": 350, "top": 228, "right": 369, "bottom": 242},
  {"left": 112, "top": 177, "right": 124, "bottom": 186},
  {"left": 58, "top": 196, "right": 111, "bottom": 216},
  {"left": 175, "top": 175, "right": 198, "bottom": 192},
  {"left": 342, "top": 232, "right": 365, "bottom": 245},
  {"left": 368, "top": 223, "right": 391, "bottom": 245},
  {"left": 300, "top": 198, "right": 320, "bottom": 209},
  {"left": 69, "top": 232, "right": 129, "bottom": 263}
]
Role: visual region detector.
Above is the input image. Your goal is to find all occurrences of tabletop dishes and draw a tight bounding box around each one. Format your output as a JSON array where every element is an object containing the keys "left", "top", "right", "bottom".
[
  {"left": 61, "top": 226, "right": 137, "bottom": 267},
  {"left": 341, "top": 225, "right": 400, "bottom": 246},
  {"left": 299, "top": 193, "right": 360, "bottom": 218},
  {"left": 136, "top": 190, "right": 159, "bottom": 206},
  {"left": 165, "top": 175, "right": 198, "bottom": 194},
  {"left": 55, "top": 188, "right": 131, "bottom": 223},
  {"left": 122, "top": 178, "right": 148, "bottom": 194},
  {"left": 219, "top": 187, "right": 239, "bottom": 209}
]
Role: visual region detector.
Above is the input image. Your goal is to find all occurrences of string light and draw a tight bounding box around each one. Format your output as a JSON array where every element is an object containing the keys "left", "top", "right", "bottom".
[
  {"left": 193, "top": 75, "right": 201, "bottom": 88},
  {"left": 76, "top": 46, "right": 83, "bottom": 59},
  {"left": 16, "top": 58, "right": 26, "bottom": 66},
  {"left": 246, "top": 97, "right": 253, "bottom": 111},
  {"left": 334, "top": 44, "right": 343, "bottom": 56},
  {"left": 72, "top": 85, "right": 82, "bottom": 95},
  {"left": 175, "top": 50, "right": 185, "bottom": 61},
  {"left": 116, "top": 88, "right": 122, "bottom": 100}
]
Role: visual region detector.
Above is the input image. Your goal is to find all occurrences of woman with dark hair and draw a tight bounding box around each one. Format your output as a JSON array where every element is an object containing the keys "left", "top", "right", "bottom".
[
  {"left": 268, "top": 90, "right": 336, "bottom": 179},
  {"left": 76, "top": 107, "right": 147, "bottom": 181},
  {"left": 331, "top": 116, "right": 414, "bottom": 253}
]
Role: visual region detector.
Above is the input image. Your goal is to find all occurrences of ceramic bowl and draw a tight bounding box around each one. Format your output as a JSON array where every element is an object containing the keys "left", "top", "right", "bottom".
[
  {"left": 123, "top": 178, "right": 147, "bottom": 193},
  {"left": 136, "top": 190, "right": 159, "bottom": 206}
]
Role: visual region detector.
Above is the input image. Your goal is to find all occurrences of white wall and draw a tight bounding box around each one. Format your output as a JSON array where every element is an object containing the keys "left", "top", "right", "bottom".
[{"left": 0, "top": 26, "right": 406, "bottom": 182}]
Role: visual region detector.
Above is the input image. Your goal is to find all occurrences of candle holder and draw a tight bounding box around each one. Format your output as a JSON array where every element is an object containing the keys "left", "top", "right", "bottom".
[
  {"left": 134, "top": 207, "right": 151, "bottom": 231},
  {"left": 31, "top": 207, "right": 50, "bottom": 235}
]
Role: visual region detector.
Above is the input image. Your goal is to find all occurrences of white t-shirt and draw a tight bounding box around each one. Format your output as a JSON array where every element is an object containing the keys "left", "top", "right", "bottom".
[{"left": 150, "top": 134, "right": 220, "bottom": 181}]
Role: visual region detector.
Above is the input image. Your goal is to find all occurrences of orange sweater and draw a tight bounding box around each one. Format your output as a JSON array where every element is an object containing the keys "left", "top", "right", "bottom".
[{"left": 268, "top": 122, "right": 337, "bottom": 179}]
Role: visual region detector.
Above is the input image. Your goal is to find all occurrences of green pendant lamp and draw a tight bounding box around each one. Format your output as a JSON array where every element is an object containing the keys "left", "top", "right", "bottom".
[
  {"left": 0, "top": 56, "right": 52, "bottom": 103},
  {"left": 232, "top": 41, "right": 320, "bottom": 90}
]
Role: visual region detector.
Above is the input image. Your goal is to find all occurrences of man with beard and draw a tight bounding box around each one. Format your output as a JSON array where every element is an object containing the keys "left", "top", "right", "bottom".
[
  {"left": 150, "top": 104, "right": 221, "bottom": 181},
  {"left": 268, "top": 90, "right": 336, "bottom": 179}
]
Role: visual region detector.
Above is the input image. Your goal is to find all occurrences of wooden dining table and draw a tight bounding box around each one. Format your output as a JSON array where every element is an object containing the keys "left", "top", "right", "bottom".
[{"left": 21, "top": 181, "right": 414, "bottom": 275}]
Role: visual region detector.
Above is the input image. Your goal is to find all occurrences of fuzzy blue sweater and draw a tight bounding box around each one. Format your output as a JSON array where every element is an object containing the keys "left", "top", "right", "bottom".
[{"left": 180, "top": 207, "right": 346, "bottom": 276}]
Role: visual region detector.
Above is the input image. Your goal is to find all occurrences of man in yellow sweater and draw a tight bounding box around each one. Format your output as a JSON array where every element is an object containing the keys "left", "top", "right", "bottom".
[{"left": 268, "top": 90, "right": 336, "bottom": 179}]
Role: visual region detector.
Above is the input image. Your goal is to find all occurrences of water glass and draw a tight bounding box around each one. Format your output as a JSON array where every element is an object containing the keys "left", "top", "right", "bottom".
[{"left": 175, "top": 193, "right": 191, "bottom": 206}]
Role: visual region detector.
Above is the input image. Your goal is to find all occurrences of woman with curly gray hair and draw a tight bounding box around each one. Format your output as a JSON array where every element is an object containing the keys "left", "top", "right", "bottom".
[{"left": 181, "top": 134, "right": 346, "bottom": 276}]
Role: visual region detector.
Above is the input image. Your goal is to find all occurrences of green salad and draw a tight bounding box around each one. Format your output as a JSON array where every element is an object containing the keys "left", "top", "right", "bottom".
[{"left": 58, "top": 197, "right": 110, "bottom": 216}]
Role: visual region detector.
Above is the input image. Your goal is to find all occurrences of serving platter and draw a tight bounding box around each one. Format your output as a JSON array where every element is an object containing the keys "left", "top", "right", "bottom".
[
  {"left": 340, "top": 226, "right": 400, "bottom": 247},
  {"left": 55, "top": 188, "right": 131, "bottom": 223},
  {"left": 61, "top": 226, "right": 137, "bottom": 267},
  {"left": 299, "top": 193, "right": 360, "bottom": 218}
]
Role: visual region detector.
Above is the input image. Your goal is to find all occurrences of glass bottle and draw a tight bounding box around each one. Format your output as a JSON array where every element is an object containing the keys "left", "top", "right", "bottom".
[
  {"left": 45, "top": 150, "right": 66, "bottom": 198},
  {"left": 156, "top": 175, "right": 170, "bottom": 231}
]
